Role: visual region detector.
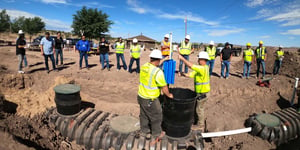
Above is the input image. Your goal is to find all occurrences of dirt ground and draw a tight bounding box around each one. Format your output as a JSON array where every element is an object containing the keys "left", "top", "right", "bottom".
[{"left": 0, "top": 44, "right": 299, "bottom": 150}]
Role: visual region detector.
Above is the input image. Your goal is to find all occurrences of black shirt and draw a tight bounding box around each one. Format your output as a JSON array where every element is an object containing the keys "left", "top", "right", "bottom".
[
  {"left": 221, "top": 47, "right": 232, "bottom": 61},
  {"left": 99, "top": 41, "right": 110, "bottom": 54},
  {"left": 54, "top": 37, "right": 64, "bottom": 49},
  {"left": 16, "top": 38, "right": 26, "bottom": 55}
]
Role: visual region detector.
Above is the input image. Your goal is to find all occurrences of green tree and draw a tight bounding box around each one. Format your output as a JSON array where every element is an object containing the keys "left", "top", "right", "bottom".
[
  {"left": 0, "top": 9, "right": 10, "bottom": 32},
  {"left": 217, "top": 43, "right": 224, "bottom": 47},
  {"left": 72, "top": 6, "right": 113, "bottom": 39},
  {"left": 23, "top": 17, "right": 45, "bottom": 42},
  {"left": 11, "top": 16, "right": 26, "bottom": 33}
]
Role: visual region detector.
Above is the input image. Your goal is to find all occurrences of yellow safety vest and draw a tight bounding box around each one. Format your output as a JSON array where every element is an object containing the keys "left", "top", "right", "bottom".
[
  {"left": 256, "top": 47, "right": 266, "bottom": 60},
  {"left": 115, "top": 42, "right": 125, "bottom": 54},
  {"left": 138, "top": 62, "right": 161, "bottom": 99},
  {"left": 193, "top": 65, "right": 210, "bottom": 94},
  {"left": 179, "top": 41, "right": 192, "bottom": 55},
  {"left": 161, "top": 40, "right": 170, "bottom": 56},
  {"left": 206, "top": 46, "right": 216, "bottom": 60},
  {"left": 243, "top": 48, "right": 253, "bottom": 62},
  {"left": 130, "top": 45, "right": 141, "bottom": 59},
  {"left": 276, "top": 50, "right": 284, "bottom": 60}
]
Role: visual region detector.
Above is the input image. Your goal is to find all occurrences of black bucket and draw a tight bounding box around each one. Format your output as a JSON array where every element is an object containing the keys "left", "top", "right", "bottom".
[
  {"left": 162, "top": 88, "right": 196, "bottom": 138},
  {"left": 54, "top": 84, "right": 81, "bottom": 115}
]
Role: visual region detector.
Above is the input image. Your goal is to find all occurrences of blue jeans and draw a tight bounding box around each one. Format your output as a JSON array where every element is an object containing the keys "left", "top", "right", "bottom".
[
  {"left": 55, "top": 49, "right": 63, "bottom": 65},
  {"left": 79, "top": 51, "right": 88, "bottom": 68},
  {"left": 243, "top": 61, "right": 252, "bottom": 77},
  {"left": 179, "top": 55, "right": 189, "bottom": 73},
  {"left": 256, "top": 59, "right": 265, "bottom": 78},
  {"left": 116, "top": 53, "right": 127, "bottom": 70},
  {"left": 18, "top": 54, "right": 24, "bottom": 71},
  {"left": 221, "top": 60, "right": 230, "bottom": 78},
  {"left": 128, "top": 57, "right": 140, "bottom": 73},
  {"left": 23, "top": 55, "right": 28, "bottom": 67},
  {"left": 44, "top": 54, "right": 56, "bottom": 71},
  {"left": 100, "top": 53, "right": 109, "bottom": 69},
  {"left": 206, "top": 59, "right": 215, "bottom": 76},
  {"left": 273, "top": 60, "right": 282, "bottom": 75}
]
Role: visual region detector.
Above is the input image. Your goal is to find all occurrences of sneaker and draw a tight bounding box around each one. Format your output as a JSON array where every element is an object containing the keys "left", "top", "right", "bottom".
[
  {"left": 18, "top": 70, "right": 24, "bottom": 74},
  {"left": 117, "top": 69, "right": 120, "bottom": 72},
  {"left": 225, "top": 77, "right": 229, "bottom": 79}
]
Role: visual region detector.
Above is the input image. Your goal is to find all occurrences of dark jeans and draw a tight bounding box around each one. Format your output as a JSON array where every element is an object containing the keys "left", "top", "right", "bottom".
[
  {"left": 256, "top": 59, "right": 265, "bottom": 78},
  {"left": 79, "top": 51, "right": 88, "bottom": 68},
  {"left": 243, "top": 61, "right": 252, "bottom": 77},
  {"left": 100, "top": 53, "right": 109, "bottom": 69},
  {"left": 137, "top": 95, "right": 162, "bottom": 137},
  {"left": 206, "top": 59, "right": 215, "bottom": 76},
  {"left": 221, "top": 60, "right": 230, "bottom": 78},
  {"left": 273, "top": 60, "right": 282, "bottom": 75},
  {"left": 44, "top": 54, "right": 56, "bottom": 71},
  {"left": 116, "top": 53, "right": 127, "bottom": 70},
  {"left": 128, "top": 57, "right": 140, "bottom": 73},
  {"left": 55, "top": 49, "right": 63, "bottom": 65},
  {"left": 179, "top": 55, "right": 189, "bottom": 73}
]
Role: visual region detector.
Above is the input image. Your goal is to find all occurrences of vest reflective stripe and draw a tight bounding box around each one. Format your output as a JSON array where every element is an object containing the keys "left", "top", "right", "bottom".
[
  {"left": 115, "top": 42, "right": 125, "bottom": 54},
  {"left": 276, "top": 50, "right": 284, "bottom": 60},
  {"left": 161, "top": 40, "right": 170, "bottom": 56},
  {"left": 244, "top": 49, "right": 253, "bottom": 62},
  {"left": 256, "top": 47, "right": 266, "bottom": 60},
  {"left": 206, "top": 46, "right": 216, "bottom": 60},
  {"left": 131, "top": 45, "right": 141, "bottom": 59},
  {"left": 194, "top": 65, "right": 210, "bottom": 94},
  {"left": 138, "top": 63, "right": 161, "bottom": 99},
  {"left": 179, "top": 41, "right": 191, "bottom": 55}
]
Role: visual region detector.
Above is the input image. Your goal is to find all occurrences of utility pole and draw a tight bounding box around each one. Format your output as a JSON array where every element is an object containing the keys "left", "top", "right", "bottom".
[{"left": 184, "top": 16, "right": 187, "bottom": 36}]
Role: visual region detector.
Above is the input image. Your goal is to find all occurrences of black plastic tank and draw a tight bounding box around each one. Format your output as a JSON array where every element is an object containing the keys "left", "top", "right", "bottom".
[
  {"left": 162, "top": 88, "right": 196, "bottom": 138},
  {"left": 54, "top": 84, "right": 81, "bottom": 115}
]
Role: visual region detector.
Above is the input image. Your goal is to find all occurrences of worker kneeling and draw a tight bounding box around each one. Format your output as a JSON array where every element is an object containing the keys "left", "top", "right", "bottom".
[
  {"left": 178, "top": 51, "right": 210, "bottom": 131},
  {"left": 138, "top": 49, "right": 173, "bottom": 143}
]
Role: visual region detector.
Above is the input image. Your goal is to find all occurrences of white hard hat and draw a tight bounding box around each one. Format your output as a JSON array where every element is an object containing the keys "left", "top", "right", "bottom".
[
  {"left": 198, "top": 51, "right": 209, "bottom": 60},
  {"left": 133, "top": 38, "right": 138, "bottom": 43},
  {"left": 18, "top": 30, "right": 24, "bottom": 34},
  {"left": 164, "top": 34, "right": 169, "bottom": 38},
  {"left": 279, "top": 45, "right": 283, "bottom": 48},
  {"left": 209, "top": 40, "right": 215, "bottom": 45},
  {"left": 185, "top": 35, "right": 190, "bottom": 40},
  {"left": 149, "top": 49, "right": 163, "bottom": 59}
]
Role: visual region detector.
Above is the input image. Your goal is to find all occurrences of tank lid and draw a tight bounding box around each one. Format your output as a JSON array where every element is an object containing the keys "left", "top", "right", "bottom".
[
  {"left": 110, "top": 115, "right": 140, "bottom": 134},
  {"left": 54, "top": 84, "right": 80, "bottom": 94},
  {"left": 256, "top": 114, "right": 280, "bottom": 127}
]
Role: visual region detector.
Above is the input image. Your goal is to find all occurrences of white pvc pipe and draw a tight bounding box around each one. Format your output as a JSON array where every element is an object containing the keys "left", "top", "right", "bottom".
[{"left": 201, "top": 127, "right": 252, "bottom": 138}]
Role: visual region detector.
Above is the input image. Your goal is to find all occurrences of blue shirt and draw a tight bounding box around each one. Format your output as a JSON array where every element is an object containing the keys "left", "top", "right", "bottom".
[
  {"left": 40, "top": 37, "right": 54, "bottom": 55},
  {"left": 76, "top": 40, "right": 90, "bottom": 52}
]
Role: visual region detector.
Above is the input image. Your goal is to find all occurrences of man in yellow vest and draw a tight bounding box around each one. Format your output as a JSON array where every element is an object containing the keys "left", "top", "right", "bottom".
[
  {"left": 254, "top": 40, "right": 267, "bottom": 79},
  {"left": 178, "top": 51, "right": 210, "bottom": 131},
  {"left": 178, "top": 35, "right": 194, "bottom": 76},
  {"left": 114, "top": 37, "right": 127, "bottom": 71},
  {"left": 205, "top": 41, "right": 217, "bottom": 76},
  {"left": 128, "top": 38, "right": 141, "bottom": 73},
  {"left": 242, "top": 43, "right": 254, "bottom": 79},
  {"left": 273, "top": 45, "right": 284, "bottom": 75},
  {"left": 161, "top": 34, "right": 170, "bottom": 57},
  {"left": 138, "top": 49, "right": 173, "bottom": 142}
]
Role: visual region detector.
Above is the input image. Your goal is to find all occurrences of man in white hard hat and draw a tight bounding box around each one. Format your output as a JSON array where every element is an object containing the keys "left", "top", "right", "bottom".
[
  {"left": 138, "top": 49, "right": 173, "bottom": 144},
  {"left": 205, "top": 41, "right": 217, "bottom": 76},
  {"left": 16, "top": 30, "right": 26, "bottom": 73},
  {"left": 128, "top": 38, "right": 141, "bottom": 73},
  {"left": 161, "top": 34, "right": 170, "bottom": 57},
  {"left": 178, "top": 51, "right": 210, "bottom": 131},
  {"left": 178, "top": 35, "right": 194, "bottom": 76},
  {"left": 273, "top": 45, "right": 284, "bottom": 75},
  {"left": 254, "top": 40, "right": 267, "bottom": 79}
]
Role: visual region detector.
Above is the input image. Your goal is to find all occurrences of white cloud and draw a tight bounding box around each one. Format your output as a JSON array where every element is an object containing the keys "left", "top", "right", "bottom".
[
  {"left": 281, "top": 29, "right": 300, "bottom": 35},
  {"left": 41, "top": 0, "right": 67, "bottom": 4},
  {"left": 3, "top": 9, "right": 71, "bottom": 31},
  {"left": 38, "top": 0, "right": 114, "bottom": 8},
  {"left": 259, "top": 35, "right": 270, "bottom": 39},
  {"left": 127, "top": 0, "right": 147, "bottom": 14},
  {"left": 245, "top": 0, "right": 277, "bottom": 7},
  {"left": 205, "top": 28, "right": 245, "bottom": 37}
]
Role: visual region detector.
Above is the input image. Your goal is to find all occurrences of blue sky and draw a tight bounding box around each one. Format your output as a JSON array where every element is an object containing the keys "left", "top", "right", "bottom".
[{"left": 1, "top": 0, "right": 300, "bottom": 47}]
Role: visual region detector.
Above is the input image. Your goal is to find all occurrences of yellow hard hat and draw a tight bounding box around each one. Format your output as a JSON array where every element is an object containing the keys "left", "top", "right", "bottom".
[
  {"left": 259, "top": 40, "right": 263, "bottom": 44},
  {"left": 246, "top": 43, "right": 251, "bottom": 46}
]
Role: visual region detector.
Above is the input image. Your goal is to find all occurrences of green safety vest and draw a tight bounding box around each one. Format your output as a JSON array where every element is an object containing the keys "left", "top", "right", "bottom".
[
  {"left": 206, "top": 46, "right": 216, "bottom": 60},
  {"left": 138, "top": 62, "right": 161, "bottom": 99},
  {"left": 179, "top": 41, "right": 192, "bottom": 55},
  {"left": 130, "top": 45, "right": 141, "bottom": 59},
  {"left": 194, "top": 65, "right": 210, "bottom": 94},
  {"left": 276, "top": 50, "right": 284, "bottom": 60},
  {"left": 115, "top": 42, "right": 125, "bottom": 54},
  {"left": 256, "top": 47, "right": 266, "bottom": 60},
  {"left": 243, "top": 48, "right": 253, "bottom": 62}
]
